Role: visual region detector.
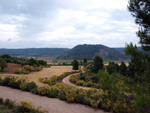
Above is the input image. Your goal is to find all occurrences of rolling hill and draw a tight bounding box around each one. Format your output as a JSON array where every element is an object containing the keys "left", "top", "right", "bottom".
[
  {"left": 57, "top": 44, "right": 128, "bottom": 60},
  {"left": 0, "top": 48, "right": 69, "bottom": 57}
]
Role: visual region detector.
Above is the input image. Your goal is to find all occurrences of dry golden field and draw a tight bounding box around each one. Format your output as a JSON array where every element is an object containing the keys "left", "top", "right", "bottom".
[{"left": 0, "top": 66, "right": 73, "bottom": 86}]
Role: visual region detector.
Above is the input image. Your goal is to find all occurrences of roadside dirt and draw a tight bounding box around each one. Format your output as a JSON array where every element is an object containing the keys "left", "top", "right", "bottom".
[{"left": 0, "top": 86, "right": 108, "bottom": 113}]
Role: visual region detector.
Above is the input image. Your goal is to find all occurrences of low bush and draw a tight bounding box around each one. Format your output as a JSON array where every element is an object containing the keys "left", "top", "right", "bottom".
[
  {"left": 13, "top": 68, "right": 23, "bottom": 74},
  {"left": 37, "top": 85, "right": 51, "bottom": 96},
  {"left": 48, "top": 85, "right": 60, "bottom": 98},
  {"left": 4, "top": 98, "right": 15, "bottom": 109},
  {"left": 76, "top": 80, "right": 85, "bottom": 86},
  {"left": 2, "top": 76, "right": 14, "bottom": 86},
  {"left": 26, "top": 82, "right": 37, "bottom": 92}
]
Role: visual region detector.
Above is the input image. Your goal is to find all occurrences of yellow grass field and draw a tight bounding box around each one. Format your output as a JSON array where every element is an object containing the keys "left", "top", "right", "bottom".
[{"left": 0, "top": 66, "right": 73, "bottom": 86}]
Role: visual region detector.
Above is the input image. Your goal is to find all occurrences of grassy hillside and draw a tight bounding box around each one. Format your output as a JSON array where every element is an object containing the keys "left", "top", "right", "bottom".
[{"left": 57, "top": 44, "right": 127, "bottom": 60}]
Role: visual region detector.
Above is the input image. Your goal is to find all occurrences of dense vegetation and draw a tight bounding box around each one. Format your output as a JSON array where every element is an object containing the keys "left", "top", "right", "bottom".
[
  {"left": 0, "top": 97, "right": 46, "bottom": 113},
  {"left": 0, "top": 54, "right": 47, "bottom": 73},
  {"left": 0, "top": 48, "right": 69, "bottom": 57},
  {"left": 57, "top": 44, "right": 127, "bottom": 60}
]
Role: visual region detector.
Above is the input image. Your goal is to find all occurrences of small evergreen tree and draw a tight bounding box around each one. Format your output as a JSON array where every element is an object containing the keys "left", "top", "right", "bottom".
[
  {"left": 72, "top": 60, "right": 79, "bottom": 70},
  {"left": 91, "top": 56, "right": 104, "bottom": 73}
]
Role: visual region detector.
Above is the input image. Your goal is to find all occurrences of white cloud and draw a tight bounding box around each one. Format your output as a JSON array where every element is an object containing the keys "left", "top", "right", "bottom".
[{"left": 0, "top": 0, "right": 139, "bottom": 48}]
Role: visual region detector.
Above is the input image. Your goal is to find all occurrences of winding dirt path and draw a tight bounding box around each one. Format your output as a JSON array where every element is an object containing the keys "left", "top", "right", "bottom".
[
  {"left": 0, "top": 86, "right": 108, "bottom": 113},
  {"left": 62, "top": 73, "right": 93, "bottom": 90},
  {"left": 62, "top": 66, "right": 93, "bottom": 90}
]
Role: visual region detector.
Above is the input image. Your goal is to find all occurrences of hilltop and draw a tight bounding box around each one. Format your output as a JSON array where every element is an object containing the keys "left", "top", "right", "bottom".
[{"left": 57, "top": 44, "right": 127, "bottom": 60}]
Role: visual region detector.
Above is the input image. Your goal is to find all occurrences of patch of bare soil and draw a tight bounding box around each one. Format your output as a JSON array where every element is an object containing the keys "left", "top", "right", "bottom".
[
  {"left": 4, "top": 63, "right": 23, "bottom": 73},
  {"left": 0, "top": 66, "right": 72, "bottom": 86}
]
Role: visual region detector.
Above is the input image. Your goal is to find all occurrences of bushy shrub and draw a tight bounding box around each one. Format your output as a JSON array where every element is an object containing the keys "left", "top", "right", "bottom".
[
  {"left": 76, "top": 80, "right": 85, "bottom": 86},
  {"left": 23, "top": 65, "right": 33, "bottom": 71},
  {"left": 66, "top": 89, "right": 77, "bottom": 103},
  {"left": 79, "top": 74, "right": 86, "bottom": 80},
  {"left": 13, "top": 68, "right": 23, "bottom": 74},
  {"left": 20, "top": 82, "right": 28, "bottom": 91},
  {"left": 87, "top": 89, "right": 104, "bottom": 108},
  {"left": 13, "top": 100, "right": 46, "bottom": 113},
  {"left": 37, "top": 85, "right": 51, "bottom": 96},
  {"left": 2, "top": 76, "right": 14, "bottom": 86},
  {"left": 75, "top": 90, "right": 87, "bottom": 103},
  {"left": 4, "top": 98, "right": 15, "bottom": 109},
  {"left": 48, "top": 85, "right": 60, "bottom": 98},
  {"left": 31, "top": 87, "right": 38, "bottom": 94},
  {"left": 18, "top": 100, "right": 34, "bottom": 112},
  {"left": 69, "top": 74, "right": 79, "bottom": 84},
  {"left": 33, "top": 66, "right": 43, "bottom": 72},
  {"left": 26, "top": 81, "right": 37, "bottom": 92},
  {"left": 8, "top": 78, "right": 21, "bottom": 89}
]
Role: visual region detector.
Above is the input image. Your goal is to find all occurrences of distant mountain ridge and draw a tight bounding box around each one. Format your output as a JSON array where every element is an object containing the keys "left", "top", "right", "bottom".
[
  {"left": 0, "top": 48, "right": 69, "bottom": 57},
  {"left": 57, "top": 44, "right": 128, "bottom": 60}
]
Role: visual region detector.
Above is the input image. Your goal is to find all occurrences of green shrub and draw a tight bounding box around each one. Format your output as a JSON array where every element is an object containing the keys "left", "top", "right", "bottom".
[
  {"left": 90, "top": 74, "right": 99, "bottom": 83},
  {"left": 37, "top": 85, "right": 50, "bottom": 96},
  {"left": 26, "top": 81, "right": 37, "bottom": 92},
  {"left": 31, "top": 87, "right": 38, "bottom": 94},
  {"left": 4, "top": 98, "right": 15, "bottom": 109},
  {"left": 23, "top": 65, "right": 33, "bottom": 72},
  {"left": 20, "top": 82, "right": 28, "bottom": 91},
  {"left": 79, "top": 74, "right": 86, "bottom": 80},
  {"left": 66, "top": 89, "right": 78, "bottom": 103},
  {"left": 2, "top": 76, "right": 13, "bottom": 86},
  {"left": 76, "top": 80, "right": 85, "bottom": 86},
  {"left": 13, "top": 68, "right": 23, "bottom": 74},
  {"left": 75, "top": 90, "right": 87, "bottom": 103},
  {"left": 48, "top": 85, "right": 60, "bottom": 98},
  {"left": 69, "top": 74, "right": 79, "bottom": 84},
  {"left": 8, "top": 78, "right": 21, "bottom": 89}
]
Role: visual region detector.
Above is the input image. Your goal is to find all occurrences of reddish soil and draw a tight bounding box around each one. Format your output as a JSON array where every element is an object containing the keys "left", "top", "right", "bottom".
[{"left": 4, "top": 63, "right": 22, "bottom": 73}]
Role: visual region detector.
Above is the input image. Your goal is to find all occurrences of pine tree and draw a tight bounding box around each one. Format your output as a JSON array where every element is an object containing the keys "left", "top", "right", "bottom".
[
  {"left": 128, "top": 0, "right": 150, "bottom": 51},
  {"left": 91, "top": 56, "right": 104, "bottom": 73},
  {"left": 72, "top": 60, "right": 79, "bottom": 70}
]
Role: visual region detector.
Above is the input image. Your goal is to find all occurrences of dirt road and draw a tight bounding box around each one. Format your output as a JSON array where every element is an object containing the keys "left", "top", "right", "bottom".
[{"left": 0, "top": 86, "right": 108, "bottom": 113}]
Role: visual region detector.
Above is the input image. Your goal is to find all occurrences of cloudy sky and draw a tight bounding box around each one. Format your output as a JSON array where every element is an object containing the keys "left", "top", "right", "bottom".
[{"left": 0, "top": 0, "right": 139, "bottom": 48}]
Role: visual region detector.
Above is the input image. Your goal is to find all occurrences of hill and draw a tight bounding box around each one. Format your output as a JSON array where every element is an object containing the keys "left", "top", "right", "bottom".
[
  {"left": 57, "top": 44, "right": 127, "bottom": 60},
  {"left": 113, "top": 47, "right": 150, "bottom": 54},
  {"left": 0, "top": 48, "right": 69, "bottom": 57}
]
